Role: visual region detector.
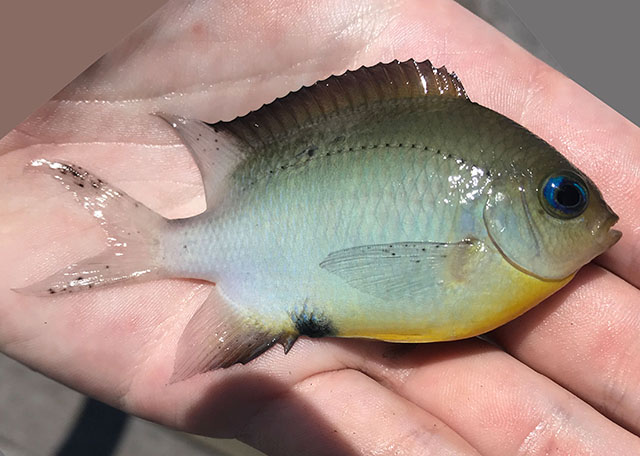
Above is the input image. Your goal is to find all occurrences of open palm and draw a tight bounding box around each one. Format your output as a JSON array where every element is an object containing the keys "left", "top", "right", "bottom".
[{"left": 1, "top": 1, "right": 639, "bottom": 454}]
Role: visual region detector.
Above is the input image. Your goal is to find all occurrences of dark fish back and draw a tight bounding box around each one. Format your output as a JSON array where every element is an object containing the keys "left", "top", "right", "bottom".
[{"left": 211, "top": 59, "right": 470, "bottom": 151}]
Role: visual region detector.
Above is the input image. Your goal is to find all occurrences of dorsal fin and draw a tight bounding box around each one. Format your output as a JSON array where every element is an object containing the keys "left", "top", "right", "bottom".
[
  {"left": 215, "top": 59, "right": 469, "bottom": 148},
  {"left": 155, "top": 113, "right": 246, "bottom": 210},
  {"left": 155, "top": 59, "right": 468, "bottom": 210}
]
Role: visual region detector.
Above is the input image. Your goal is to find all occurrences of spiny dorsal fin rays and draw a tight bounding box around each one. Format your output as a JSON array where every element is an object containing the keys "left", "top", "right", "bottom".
[
  {"left": 216, "top": 59, "right": 469, "bottom": 149},
  {"left": 412, "top": 60, "right": 468, "bottom": 98},
  {"left": 154, "top": 112, "right": 246, "bottom": 210},
  {"left": 155, "top": 59, "right": 468, "bottom": 209}
]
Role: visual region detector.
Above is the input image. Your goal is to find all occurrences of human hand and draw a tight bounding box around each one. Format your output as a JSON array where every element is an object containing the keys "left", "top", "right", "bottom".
[{"left": 1, "top": 1, "right": 639, "bottom": 454}]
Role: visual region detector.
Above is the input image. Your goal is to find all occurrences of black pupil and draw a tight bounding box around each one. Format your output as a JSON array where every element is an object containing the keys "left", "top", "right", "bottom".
[{"left": 556, "top": 183, "right": 582, "bottom": 208}]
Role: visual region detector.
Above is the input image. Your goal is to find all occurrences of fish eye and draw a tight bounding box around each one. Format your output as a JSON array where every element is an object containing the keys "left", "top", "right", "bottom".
[{"left": 540, "top": 172, "right": 589, "bottom": 219}]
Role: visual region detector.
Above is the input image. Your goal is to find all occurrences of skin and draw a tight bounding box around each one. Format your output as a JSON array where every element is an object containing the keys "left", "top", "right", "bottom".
[{"left": 0, "top": 0, "right": 639, "bottom": 454}]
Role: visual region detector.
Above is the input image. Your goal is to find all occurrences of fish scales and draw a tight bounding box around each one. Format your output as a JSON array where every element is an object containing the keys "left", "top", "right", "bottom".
[
  {"left": 168, "top": 105, "right": 491, "bottom": 299},
  {"left": 17, "top": 59, "right": 620, "bottom": 381}
]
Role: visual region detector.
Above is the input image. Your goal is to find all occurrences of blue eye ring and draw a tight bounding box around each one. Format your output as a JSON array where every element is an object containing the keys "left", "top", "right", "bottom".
[{"left": 540, "top": 172, "right": 589, "bottom": 219}]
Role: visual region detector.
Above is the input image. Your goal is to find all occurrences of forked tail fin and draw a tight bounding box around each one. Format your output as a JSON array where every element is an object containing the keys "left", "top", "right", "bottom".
[{"left": 14, "top": 159, "right": 169, "bottom": 296}]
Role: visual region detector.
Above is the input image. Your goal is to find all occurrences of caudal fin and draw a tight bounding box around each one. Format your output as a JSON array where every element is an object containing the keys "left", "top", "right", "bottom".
[{"left": 14, "top": 159, "right": 169, "bottom": 295}]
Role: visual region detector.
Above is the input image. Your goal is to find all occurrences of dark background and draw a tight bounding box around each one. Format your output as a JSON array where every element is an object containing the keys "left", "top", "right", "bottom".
[{"left": 498, "top": 0, "right": 639, "bottom": 125}]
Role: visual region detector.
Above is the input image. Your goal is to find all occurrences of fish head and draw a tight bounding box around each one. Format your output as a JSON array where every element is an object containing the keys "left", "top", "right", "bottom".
[{"left": 483, "top": 155, "right": 621, "bottom": 281}]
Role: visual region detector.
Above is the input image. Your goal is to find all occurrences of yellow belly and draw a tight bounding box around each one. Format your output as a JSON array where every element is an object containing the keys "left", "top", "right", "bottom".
[{"left": 331, "top": 246, "right": 573, "bottom": 342}]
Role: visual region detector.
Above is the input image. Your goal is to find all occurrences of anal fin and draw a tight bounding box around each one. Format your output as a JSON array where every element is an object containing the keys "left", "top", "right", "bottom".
[{"left": 171, "top": 286, "right": 290, "bottom": 382}]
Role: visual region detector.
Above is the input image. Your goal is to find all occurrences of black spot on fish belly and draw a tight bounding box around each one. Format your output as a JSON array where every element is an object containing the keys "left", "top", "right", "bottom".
[{"left": 292, "top": 309, "right": 336, "bottom": 338}]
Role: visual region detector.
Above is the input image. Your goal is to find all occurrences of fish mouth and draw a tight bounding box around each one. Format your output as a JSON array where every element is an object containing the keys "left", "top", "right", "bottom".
[
  {"left": 599, "top": 214, "right": 622, "bottom": 249},
  {"left": 606, "top": 228, "right": 622, "bottom": 248}
]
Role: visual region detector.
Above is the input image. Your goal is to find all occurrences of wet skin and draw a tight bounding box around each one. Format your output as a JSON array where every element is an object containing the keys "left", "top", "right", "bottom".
[{"left": 1, "top": 1, "right": 640, "bottom": 455}]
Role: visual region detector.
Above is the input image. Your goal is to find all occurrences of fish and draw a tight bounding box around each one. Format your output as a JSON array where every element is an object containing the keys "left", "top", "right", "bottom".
[{"left": 15, "top": 59, "right": 621, "bottom": 382}]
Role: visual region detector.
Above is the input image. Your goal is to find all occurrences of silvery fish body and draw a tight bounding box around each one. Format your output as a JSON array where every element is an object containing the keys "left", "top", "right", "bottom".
[{"left": 19, "top": 60, "right": 620, "bottom": 381}]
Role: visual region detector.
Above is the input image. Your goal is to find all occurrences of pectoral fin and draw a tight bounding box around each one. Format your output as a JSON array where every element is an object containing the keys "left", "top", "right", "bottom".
[{"left": 320, "top": 240, "right": 480, "bottom": 300}]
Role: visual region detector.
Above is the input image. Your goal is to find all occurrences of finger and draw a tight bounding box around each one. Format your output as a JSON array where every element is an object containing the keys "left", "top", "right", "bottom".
[
  {"left": 1, "top": 0, "right": 638, "bottom": 430},
  {"left": 238, "top": 369, "right": 480, "bottom": 456},
  {"left": 373, "top": 0, "right": 640, "bottom": 287},
  {"left": 345, "top": 340, "right": 640, "bottom": 455},
  {"left": 491, "top": 265, "right": 640, "bottom": 434},
  {"left": 4, "top": 0, "right": 637, "bottom": 282}
]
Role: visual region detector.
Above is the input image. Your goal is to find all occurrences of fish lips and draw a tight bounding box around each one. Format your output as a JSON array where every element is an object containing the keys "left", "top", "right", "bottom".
[{"left": 594, "top": 208, "right": 622, "bottom": 250}]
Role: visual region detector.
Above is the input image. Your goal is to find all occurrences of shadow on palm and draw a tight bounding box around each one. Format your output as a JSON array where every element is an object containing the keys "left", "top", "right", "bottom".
[{"left": 1, "top": 1, "right": 639, "bottom": 454}]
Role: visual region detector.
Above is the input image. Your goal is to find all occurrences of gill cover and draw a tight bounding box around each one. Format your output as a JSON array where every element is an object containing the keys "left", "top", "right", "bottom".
[{"left": 483, "top": 176, "right": 575, "bottom": 281}]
